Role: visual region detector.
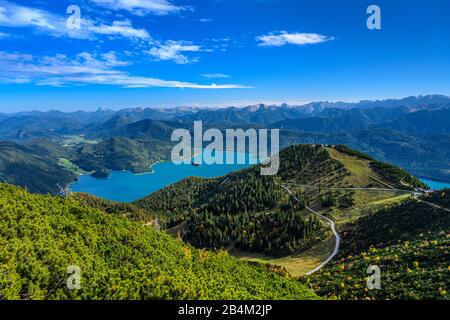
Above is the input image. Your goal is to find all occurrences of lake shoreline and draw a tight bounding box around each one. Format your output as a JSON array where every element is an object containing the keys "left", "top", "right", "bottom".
[
  {"left": 419, "top": 178, "right": 450, "bottom": 191},
  {"left": 69, "top": 150, "right": 258, "bottom": 203}
]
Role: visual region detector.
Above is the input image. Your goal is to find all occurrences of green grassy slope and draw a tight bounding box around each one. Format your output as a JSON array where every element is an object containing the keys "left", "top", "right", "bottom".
[
  {"left": 0, "top": 183, "right": 317, "bottom": 300},
  {"left": 305, "top": 191, "right": 450, "bottom": 300}
]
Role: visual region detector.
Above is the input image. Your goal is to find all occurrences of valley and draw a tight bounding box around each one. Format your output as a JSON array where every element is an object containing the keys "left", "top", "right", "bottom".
[
  {"left": 133, "top": 145, "right": 432, "bottom": 279},
  {"left": 1, "top": 0, "right": 449, "bottom": 306},
  {"left": 1, "top": 95, "right": 449, "bottom": 198},
  {"left": 0, "top": 95, "right": 449, "bottom": 300},
  {"left": 1, "top": 142, "right": 447, "bottom": 300}
]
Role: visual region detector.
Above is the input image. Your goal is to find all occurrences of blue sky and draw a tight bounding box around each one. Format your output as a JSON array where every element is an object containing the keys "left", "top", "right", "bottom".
[{"left": 0, "top": 0, "right": 449, "bottom": 111}]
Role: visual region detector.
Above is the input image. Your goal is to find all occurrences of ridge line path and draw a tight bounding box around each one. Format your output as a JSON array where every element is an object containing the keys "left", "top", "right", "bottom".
[
  {"left": 281, "top": 185, "right": 341, "bottom": 275},
  {"left": 281, "top": 183, "right": 449, "bottom": 274},
  {"left": 282, "top": 183, "right": 414, "bottom": 194}
]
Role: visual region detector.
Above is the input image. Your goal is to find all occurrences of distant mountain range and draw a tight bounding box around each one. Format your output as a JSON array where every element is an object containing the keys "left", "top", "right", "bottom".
[
  {"left": 0, "top": 94, "right": 449, "bottom": 194},
  {"left": 2, "top": 94, "right": 449, "bottom": 128},
  {"left": 2, "top": 96, "right": 449, "bottom": 301}
]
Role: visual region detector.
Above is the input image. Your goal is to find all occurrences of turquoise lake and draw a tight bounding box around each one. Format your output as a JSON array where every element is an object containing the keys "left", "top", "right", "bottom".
[
  {"left": 420, "top": 179, "right": 450, "bottom": 191},
  {"left": 70, "top": 150, "right": 450, "bottom": 203},
  {"left": 70, "top": 151, "right": 258, "bottom": 203}
]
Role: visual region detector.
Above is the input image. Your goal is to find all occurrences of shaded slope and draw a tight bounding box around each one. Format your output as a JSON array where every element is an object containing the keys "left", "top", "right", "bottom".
[{"left": 0, "top": 141, "right": 75, "bottom": 194}]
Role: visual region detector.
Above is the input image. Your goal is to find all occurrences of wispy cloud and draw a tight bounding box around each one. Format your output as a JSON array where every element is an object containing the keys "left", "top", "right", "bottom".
[
  {"left": 0, "top": 0, "right": 150, "bottom": 40},
  {"left": 88, "top": 0, "right": 191, "bottom": 16},
  {"left": 257, "top": 31, "right": 334, "bottom": 47},
  {"left": 201, "top": 73, "right": 231, "bottom": 79},
  {"left": 0, "top": 31, "right": 10, "bottom": 38},
  {"left": 89, "top": 20, "right": 150, "bottom": 39},
  {"left": 0, "top": 0, "right": 53, "bottom": 28},
  {"left": 0, "top": 51, "right": 251, "bottom": 89},
  {"left": 147, "top": 40, "right": 204, "bottom": 64}
]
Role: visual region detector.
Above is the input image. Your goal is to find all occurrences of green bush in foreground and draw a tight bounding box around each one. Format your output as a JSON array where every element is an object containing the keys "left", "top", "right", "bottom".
[
  {"left": 0, "top": 183, "right": 317, "bottom": 300},
  {"left": 305, "top": 192, "right": 450, "bottom": 300},
  {"left": 304, "top": 234, "right": 449, "bottom": 300}
]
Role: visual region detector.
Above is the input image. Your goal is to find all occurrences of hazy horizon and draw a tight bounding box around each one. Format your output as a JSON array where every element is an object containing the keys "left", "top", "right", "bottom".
[
  {"left": 1, "top": 93, "right": 449, "bottom": 113},
  {"left": 1, "top": 0, "right": 450, "bottom": 112}
]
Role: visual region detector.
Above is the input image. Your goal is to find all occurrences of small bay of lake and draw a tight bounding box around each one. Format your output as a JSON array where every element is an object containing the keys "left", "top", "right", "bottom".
[
  {"left": 70, "top": 151, "right": 257, "bottom": 203},
  {"left": 420, "top": 178, "right": 450, "bottom": 191}
]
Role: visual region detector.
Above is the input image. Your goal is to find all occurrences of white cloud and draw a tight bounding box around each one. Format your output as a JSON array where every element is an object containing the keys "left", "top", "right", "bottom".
[
  {"left": 147, "top": 40, "right": 203, "bottom": 64},
  {"left": 0, "top": 1, "right": 54, "bottom": 29},
  {"left": 101, "top": 51, "right": 131, "bottom": 66},
  {"left": 0, "top": 0, "right": 150, "bottom": 40},
  {"left": 88, "top": 0, "right": 190, "bottom": 16},
  {"left": 0, "top": 51, "right": 251, "bottom": 89},
  {"left": 257, "top": 31, "right": 333, "bottom": 47},
  {"left": 89, "top": 20, "right": 150, "bottom": 39},
  {"left": 57, "top": 74, "right": 248, "bottom": 89},
  {"left": 0, "top": 31, "right": 10, "bottom": 38},
  {"left": 0, "top": 51, "right": 33, "bottom": 61},
  {"left": 201, "top": 74, "right": 231, "bottom": 79}
]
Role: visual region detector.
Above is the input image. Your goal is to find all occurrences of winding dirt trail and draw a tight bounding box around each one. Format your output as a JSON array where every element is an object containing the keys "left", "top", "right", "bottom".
[{"left": 281, "top": 185, "right": 341, "bottom": 275}]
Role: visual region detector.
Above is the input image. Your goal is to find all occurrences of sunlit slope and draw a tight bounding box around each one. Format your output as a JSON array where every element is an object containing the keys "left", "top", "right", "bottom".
[
  {"left": 305, "top": 190, "right": 450, "bottom": 300},
  {"left": 135, "top": 145, "right": 424, "bottom": 260},
  {"left": 0, "top": 183, "right": 317, "bottom": 300}
]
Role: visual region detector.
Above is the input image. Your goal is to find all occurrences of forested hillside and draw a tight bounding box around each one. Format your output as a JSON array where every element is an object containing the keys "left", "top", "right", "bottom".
[
  {"left": 305, "top": 190, "right": 450, "bottom": 300},
  {"left": 133, "top": 177, "right": 217, "bottom": 228},
  {"left": 280, "top": 128, "right": 450, "bottom": 183},
  {"left": 71, "top": 193, "right": 159, "bottom": 225},
  {"left": 70, "top": 137, "right": 173, "bottom": 174},
  {"left": 2, "top": 96, "right": 450, "bottom": 196},
  {"left": 0, "top": 183, "right": 317, "bottom": 300},
  {"left": 136, "top": 145, "right": 422, "bottom": 257},
  {"left": 0, "top": 141, "right": 75, "bottom": 194}
]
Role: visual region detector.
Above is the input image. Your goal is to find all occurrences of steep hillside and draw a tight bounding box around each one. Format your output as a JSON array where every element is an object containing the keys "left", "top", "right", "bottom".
[
  {"left": 135, "top": 145, "right": 422, "bottom": 258},
  {"left": 305, "top": 190, "right": 450, "bottom": 300},
  {"left": 133, "top": 177, "right": 217, "bottom": 227},
  {"left": 0, "top": 141, "right": 75, "bottom": 194},
  {"left": 71, "top": 192, "right": 159, "bottom": 225},
  {"left": 280, "top": 128, "right": 450, "bottom": 183},
  {"left": 0, "top": 183, "right": 317, "bottom": 300},
  {"left": 70, "top": 137, "right": 173, "bottom": 174},
  {"left": 85, "top": 118, "right": 185, "bottom": 141},
  {"left": 380, "top": 109, "right": 450, "bottom": 135},
  {"left": 271, "top": 107, "right": 411, "bottom": 133}
]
